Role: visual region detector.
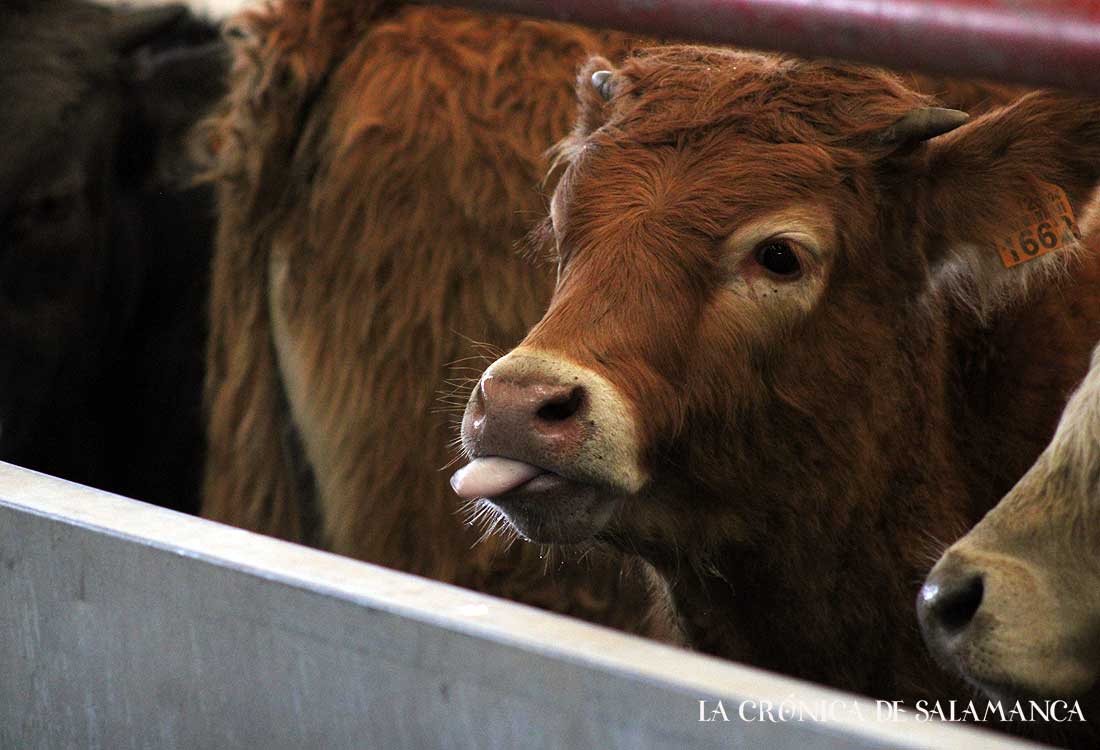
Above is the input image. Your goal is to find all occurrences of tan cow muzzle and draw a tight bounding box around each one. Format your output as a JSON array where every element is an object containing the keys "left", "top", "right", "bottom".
[{"left": 919, "top": 547, "right": 1099, "bottom": 700}]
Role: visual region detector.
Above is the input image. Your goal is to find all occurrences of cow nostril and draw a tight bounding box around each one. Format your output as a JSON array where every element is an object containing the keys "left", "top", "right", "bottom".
[
  {"left": 928, "top": 573, "right": 984, "bottom": 634},
  {"left": 536, "top": 386, "right": 585, "bottom": 422}
]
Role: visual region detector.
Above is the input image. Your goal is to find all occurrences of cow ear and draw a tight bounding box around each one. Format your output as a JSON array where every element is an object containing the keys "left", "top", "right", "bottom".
[
  {"left": 909, "top": 91, "right": 1100, "bottom": 312},
  {"left": 122, "top": 39, "right": 230, "bottom": 185},
  {"left": 575, "top": 56, "right": 618, "bottom": 136},
  {"left": 106, "top": 4, "right": 188, "bottom": 53}
]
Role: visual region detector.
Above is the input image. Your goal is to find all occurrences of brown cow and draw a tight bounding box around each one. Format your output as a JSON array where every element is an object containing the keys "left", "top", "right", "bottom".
[
  {"left": 920, "top": 342, "right": 1100, "bottom": 729},
  {"left": 198, "top": 1, "right": 1024, "bottom": 638},
  {"left": 198, "top": 0, "right": 667, "bottom": 634},
  {"left": 452, "top": 45, "right": 1100, "bottom": 735}
]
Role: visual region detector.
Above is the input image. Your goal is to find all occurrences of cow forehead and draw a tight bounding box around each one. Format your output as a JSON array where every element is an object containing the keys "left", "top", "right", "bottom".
[
  {"left": 0, "top": 2, "right": 116, "bottom": 91},
  {"left": 609, "top": 48, "right": 919, "bottom": 141},
  {"left": 553, "top": 139, "right": 846, "bottom": 254},
  {"left": 0, "top": 84, "right": 109, "bottom": 210},
  {"left": 0, "top": 15, "right": 115, "bottom": 204},
  {"left": 0, "top": 72, "right": 93, "bottom": 140}
]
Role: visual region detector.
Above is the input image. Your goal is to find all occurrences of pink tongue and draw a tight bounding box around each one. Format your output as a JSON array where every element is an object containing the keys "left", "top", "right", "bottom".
[{"left": 450, "top": 457, "right": 544, "bottom": 500}]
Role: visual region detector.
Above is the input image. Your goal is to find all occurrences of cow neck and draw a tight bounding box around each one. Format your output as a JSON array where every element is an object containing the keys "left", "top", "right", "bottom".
[{"left": 622, "top": 300, "right": 978, "bottom": 702}]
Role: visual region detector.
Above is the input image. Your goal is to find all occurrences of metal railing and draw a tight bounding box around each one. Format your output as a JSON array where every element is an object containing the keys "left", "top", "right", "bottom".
[
  {"left": 0, "top": 462, "right": 1045, "bottom": 749},
  {"left": 437, "top": 0, "right": 1100, "bottom": 93}
]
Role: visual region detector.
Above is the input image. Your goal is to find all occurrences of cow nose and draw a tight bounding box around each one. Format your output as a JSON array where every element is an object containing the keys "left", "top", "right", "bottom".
[
  {"left": 473, "top": 374, "right": 587, "bottom": 450},
  {"left": 919, "top": 566, "right": 985, "bottom": 637}
]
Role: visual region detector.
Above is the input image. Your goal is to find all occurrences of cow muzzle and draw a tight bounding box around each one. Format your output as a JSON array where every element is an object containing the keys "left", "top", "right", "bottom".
[
  {"left": 451, "top": 348, "right": 646, "bottom": 544},
  {"left": 918, "top": 548, "right": 1099, "bottom": 700}
]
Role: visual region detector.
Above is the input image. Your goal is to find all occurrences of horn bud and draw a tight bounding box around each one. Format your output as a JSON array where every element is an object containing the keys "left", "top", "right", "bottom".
[
  {"left": 880, "top": 107, "right": 970, "bottom": 149},
  {"left": 591, "top": 70, "right": 614, "bottom": 101}
]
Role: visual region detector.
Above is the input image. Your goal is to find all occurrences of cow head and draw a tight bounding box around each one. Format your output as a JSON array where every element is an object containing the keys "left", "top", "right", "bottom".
[
  {"left": 919, "top": 343, "right": 1100, "bottom": 704},
  {"left": 0, "top": 1, "right": 223, "bottom": 465},
  {"left": 453, "top": 46, "right": 1100, "bottom": 570}
]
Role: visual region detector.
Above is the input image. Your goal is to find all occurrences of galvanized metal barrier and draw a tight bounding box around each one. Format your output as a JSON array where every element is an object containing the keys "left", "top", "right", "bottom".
[
  {"left": 437, "top": 0, "right": 1100, "bottom": 94},
  {"left": 0, "top": 462, "right": 1047, "bottom": 749}
]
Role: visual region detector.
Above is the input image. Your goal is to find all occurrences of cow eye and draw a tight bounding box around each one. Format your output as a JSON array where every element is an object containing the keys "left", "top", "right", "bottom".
[{"left": 754, "top": 239, "right": 801, "bottom": 278}]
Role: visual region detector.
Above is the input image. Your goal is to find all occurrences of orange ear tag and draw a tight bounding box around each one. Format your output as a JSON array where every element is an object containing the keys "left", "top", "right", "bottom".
[{"left": 997, "top": 181, "right": 1080, "bottom": 268}]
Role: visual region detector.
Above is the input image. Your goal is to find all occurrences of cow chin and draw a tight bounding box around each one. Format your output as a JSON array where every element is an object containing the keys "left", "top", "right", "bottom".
[
  {"left": 959, "top": 653, "right": 1098, "bottom": 707},
  {"left": 485, "top": 475, "right": 620, "bottom": 544},
  {"left": 964, "top": 624, "right": 1100, "bottom": 703}
]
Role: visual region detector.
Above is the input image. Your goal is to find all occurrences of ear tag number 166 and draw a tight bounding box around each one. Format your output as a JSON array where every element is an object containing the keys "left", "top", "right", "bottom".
[{"left": 997, "top": 182, "right": 1080, "bottom": 269}]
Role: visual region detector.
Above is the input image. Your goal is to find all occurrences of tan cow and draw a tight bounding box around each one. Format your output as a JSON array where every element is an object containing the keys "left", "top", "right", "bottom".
[{"left": 920, "top": 343, "right": 1100, "bottom": 728}]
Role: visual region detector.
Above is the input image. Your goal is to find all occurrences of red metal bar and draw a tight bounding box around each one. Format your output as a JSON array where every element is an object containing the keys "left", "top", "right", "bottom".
[{"left": 434, "top": 0, "right": 1100, "bottom": 94}]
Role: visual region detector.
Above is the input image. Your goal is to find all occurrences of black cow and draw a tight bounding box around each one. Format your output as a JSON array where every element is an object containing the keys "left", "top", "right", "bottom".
[{"left": 0, "top": 0, "right": 226, "bottom": 513}]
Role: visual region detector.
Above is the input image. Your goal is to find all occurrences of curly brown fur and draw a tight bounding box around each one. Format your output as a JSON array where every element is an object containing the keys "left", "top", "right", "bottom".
[{"left": 198, "top": 1, "right": 675, "bottom": 634}]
